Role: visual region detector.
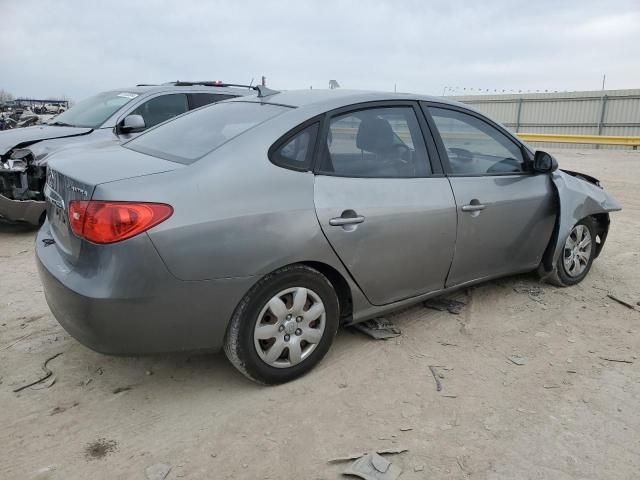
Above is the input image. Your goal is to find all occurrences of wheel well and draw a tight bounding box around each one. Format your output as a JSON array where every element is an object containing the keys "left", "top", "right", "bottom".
[
  {"left": 540, "top": 212, "right": 611, "bottom": 274},
  {"left": 299, "top": 261, "right": 353, "bottom": 322},
  {"left": 589, "top": 213, "right": 610, "bottom": 258}
]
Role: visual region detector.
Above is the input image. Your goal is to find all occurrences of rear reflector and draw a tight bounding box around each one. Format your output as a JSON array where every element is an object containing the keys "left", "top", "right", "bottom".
[{"left": 69, "top": 201, "right": 173, "bottom": 244}]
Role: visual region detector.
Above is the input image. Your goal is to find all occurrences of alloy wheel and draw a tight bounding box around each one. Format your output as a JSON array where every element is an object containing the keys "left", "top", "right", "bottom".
[{"left": 563, "top": 224, "right": 592, "bottom": 277}]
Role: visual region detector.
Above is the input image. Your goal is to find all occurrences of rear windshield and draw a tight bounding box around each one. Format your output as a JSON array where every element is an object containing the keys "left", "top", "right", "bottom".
[{"left": 124, "top": 101, "right": 290, "bottom": 164}]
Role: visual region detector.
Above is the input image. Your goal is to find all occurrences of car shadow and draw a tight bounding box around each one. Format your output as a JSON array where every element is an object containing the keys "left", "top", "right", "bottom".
[
  {"left": 15, "top": 270, "right": 549, "bottom": 405},
  {"left": 0, "top": 221, "right": 39, "bottom": 236}
]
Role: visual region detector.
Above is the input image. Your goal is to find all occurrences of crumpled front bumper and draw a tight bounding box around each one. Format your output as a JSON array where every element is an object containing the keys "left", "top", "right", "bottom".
[{"left": 0, "top": 193, "right": 45, "bottom": 225}]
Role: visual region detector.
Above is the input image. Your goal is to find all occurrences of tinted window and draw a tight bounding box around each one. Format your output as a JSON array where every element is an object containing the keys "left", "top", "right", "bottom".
[
  {"left": 429, "top": 107, "right": 525, "bottom": 175},
  {"left": 270, "top": 123, "right": 319, "bottom": 171},
  {"left": 319, "top": 106, "right": 430, "bottom": 177},
  {"left": 49, "top": 91, "right": 138, "bottom": 128},
  {"left": 130, "top": 94, "right": 188, "bottom": 129},
  {"left": 188, "top": 93, "right": 235, "bottom": 110},
  {"left": 125, "top": 101, "right": 289, "bottom": 164}
]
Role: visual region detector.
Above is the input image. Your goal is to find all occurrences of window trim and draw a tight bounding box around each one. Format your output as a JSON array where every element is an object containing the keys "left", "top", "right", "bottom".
[
  {"left": 420, "top": 101, "right": 535, "bottom": 177},
  {"left": 268, "top": 118, "right": 321, "bottom": 172},
  {"left": 313, "top": 100, "right": 443, "bottom": 179}
]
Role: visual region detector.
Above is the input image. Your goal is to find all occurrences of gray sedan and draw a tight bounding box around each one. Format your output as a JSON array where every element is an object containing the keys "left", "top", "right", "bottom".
[{"left": 36, "top": 89, "right": 621, "bottom": 384}]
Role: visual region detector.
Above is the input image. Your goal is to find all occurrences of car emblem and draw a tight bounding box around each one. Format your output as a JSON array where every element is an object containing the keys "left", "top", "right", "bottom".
[{"left": 70, "top": 185, "right": 88, "bottom": 197}]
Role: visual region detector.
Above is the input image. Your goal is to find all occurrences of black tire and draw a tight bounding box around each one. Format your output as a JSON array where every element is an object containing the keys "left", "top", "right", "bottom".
[
  {"left": 551, "top": 217, "right": 597, "bottom": 287},
  {"left": 224, "top": 264, "right": 340, "bottom": 385}
]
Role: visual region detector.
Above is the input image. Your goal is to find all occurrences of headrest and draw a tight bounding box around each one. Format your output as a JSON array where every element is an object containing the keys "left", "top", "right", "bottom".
[{"left": 356, "top": 117, "right": 394, "bottom": 153}]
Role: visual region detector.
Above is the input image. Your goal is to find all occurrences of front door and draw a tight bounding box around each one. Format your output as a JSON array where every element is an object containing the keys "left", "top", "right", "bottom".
[
  {"left": 425, "top": 105, "right": 557, "bottom": 286},
  {"left": 313, "top": 104, "right": 457, "bottom": 305}
]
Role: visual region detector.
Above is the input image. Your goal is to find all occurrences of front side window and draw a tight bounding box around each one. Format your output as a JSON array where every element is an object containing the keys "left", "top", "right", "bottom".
[
  {"left": 125, "top": 101, "right": 289, "bottom": 164},
  {"left": 130, "top": 94, "right": 189, "bottom": 129},
  {"left": 429, "top": 107, "right": 525, "bottom": 175},
  {"left": 270, "top": 123, "right": 319, "bottom": 171},
  {"left": 319, "top": 106, "right": 430, "bottom": 178}
]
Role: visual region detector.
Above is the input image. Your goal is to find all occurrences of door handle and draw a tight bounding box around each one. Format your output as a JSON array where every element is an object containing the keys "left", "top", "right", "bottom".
[
  {"left": 461, "top": 204, "right": 486, "bottom": 212},
  {"left": 329, "top": 215, "right": 365, "bottom": 226}
]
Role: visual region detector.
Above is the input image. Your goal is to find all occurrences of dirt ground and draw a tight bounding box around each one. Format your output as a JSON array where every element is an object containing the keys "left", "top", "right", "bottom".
[{"left": 1, "top": 148, "right": 639, "bottom": 480}]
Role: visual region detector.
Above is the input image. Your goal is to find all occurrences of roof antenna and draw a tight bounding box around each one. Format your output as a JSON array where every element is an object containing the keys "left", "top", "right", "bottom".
[
  {"left": 255, "top": 85, "right": 279, "bottom": 98},
  {"left": 249, "top": 78, "right": 254, "bottom": 87},
  {"left": 255, "top": 75, "right": 279, "bottom": 97}
]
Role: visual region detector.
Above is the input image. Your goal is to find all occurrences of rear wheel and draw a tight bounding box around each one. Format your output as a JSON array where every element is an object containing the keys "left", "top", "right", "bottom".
[
  {"left": 551, "top": 218, "right": 596, "bottom": 286},
  {"left": 224, "top": 265, "right": 340, "bottom": 384}
]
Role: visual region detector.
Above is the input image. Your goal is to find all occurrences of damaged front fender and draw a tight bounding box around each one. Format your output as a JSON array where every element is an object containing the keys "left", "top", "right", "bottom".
[{"left": 540, "top": 169, "right": 622, "bottom": 277}]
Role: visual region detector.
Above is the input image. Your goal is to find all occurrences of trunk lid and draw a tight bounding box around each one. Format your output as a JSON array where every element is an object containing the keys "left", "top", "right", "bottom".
[{"left": 44, "top": 144, "right": 182, "bottom": 263}]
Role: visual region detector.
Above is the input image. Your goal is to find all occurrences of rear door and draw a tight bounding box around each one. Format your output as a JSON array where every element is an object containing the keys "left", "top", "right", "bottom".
[
  {"left": 313, "top": 102, "right": 457, "bottom": 306},
  {"left": 423, "top": 103, "right": 556, "bottom": 286}
]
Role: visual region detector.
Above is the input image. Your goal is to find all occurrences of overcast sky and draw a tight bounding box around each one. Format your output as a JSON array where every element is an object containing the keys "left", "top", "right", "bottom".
[{"left": 1, "top": 0, "right": 639, "bottom": 101}]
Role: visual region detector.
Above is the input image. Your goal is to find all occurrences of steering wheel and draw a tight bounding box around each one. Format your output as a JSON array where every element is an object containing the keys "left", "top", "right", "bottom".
[
  {"left": 448, "top": 147, "right": 473, "bottom": 162},
  {"left": 486, "top": 157, "right": 522, "bottom": 174}
]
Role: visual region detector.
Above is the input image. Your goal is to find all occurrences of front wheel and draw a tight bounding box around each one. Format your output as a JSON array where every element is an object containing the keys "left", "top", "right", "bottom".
[
  {"left": 224, "top": 265, "right": 340, "bottom": 384},
  {"left": 551, "top": 218, "right": 597, "bottom": 286}
]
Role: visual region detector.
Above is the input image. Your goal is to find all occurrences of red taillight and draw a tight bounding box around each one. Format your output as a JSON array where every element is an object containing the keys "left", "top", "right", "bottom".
[{"left": 68, "top": 201, "right": 173, "bottom": 244}]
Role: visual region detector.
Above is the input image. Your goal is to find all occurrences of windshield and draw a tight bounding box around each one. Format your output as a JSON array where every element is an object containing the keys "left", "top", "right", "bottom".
[
  {"left": 124, "top": 101, "right": 290, "bottom": 164},
  {"left": 49, "top": 91, "right": 139, "bottom": 128}
]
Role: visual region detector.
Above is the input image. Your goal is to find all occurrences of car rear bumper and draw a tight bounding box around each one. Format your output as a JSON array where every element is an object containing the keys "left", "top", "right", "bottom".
[
  {"left": 36, "top": 221, "right": 255, "bottom": 354},
  {"left": 0, "top": 194, "right": 44, "bottom": 225}
]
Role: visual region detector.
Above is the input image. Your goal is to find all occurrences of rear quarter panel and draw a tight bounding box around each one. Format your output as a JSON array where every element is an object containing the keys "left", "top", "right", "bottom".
[{"left": 93, "top": 118, "right": 351, "bottom": 283}]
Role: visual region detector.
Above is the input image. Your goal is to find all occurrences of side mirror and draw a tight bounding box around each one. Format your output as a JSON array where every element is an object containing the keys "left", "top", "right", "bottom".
[
  {"left": 533, "top": 150, "right": 558, "bottom": 173},
  {"left": 119, "top": 114, "right": 145, "bottom": 133}
]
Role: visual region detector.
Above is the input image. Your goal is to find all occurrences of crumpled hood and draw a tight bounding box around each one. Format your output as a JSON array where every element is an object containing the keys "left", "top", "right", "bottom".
[
  {"left": 554, "top": 169, "right": 621, "bottom": 212},
  {"left": 0, "top": 125, "right": 93, "bottom": 156}
]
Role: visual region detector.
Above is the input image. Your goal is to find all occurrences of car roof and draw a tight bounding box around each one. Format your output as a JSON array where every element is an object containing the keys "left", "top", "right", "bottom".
[
  {"left": 231, "top": 89, "right": 469, "bottom": 111},
  {"left": 102, "top": 84, "right": 255, "bottom": 97}
]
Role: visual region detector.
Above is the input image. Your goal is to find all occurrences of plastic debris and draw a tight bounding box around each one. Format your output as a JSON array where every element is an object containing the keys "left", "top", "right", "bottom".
[
  {"left": 424, "top": 296, "right": 466, "bottom": 314},
  {"left": 343, "top": 452, "right": 402, "bottom": 480},
  {"left": 145, "top": 463, "right": 172, "bottom": 480},
  {"left": 328, "top": 447, "right": 408, "bottom": 463},
  {"left": 428, "top": 365, "right": 443, "bottom": 391},
  {"left": 351, "top": 318, "right": 401, "bottom": 340},
  {"left": 507, "top": 355, "right": 527, "bottom": 366}
]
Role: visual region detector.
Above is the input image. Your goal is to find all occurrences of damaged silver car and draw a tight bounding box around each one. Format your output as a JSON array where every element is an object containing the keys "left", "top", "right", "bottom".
[
  {"left": 36, "top": 89, "right": 620, "bottom": 384},
  {"left": 0, "top": 81, "right": 253, "bottom": 224}
]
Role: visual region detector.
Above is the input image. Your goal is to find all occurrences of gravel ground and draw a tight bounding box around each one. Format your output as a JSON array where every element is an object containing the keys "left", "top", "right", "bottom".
[{"left": 1, "top": 148, "right": 639, "bottom": 480}]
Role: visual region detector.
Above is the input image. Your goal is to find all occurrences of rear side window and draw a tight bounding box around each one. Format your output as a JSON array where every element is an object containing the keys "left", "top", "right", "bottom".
[
  {"left": 270, "top": 123, "right": 319, "bottom": 171},
  {"left": 188, "top": 93, "right": 235, "bottom": 110},
  {"left": 130, "top": 94, "right": 188, "bottom": 129},
  {"left": 125, "top": 102, "right": 289, "bottom": 164},
  {"left": 429, "top": 107, "right": 525, "bottom": 175},
  {"left": 318, "top": 106, "right": 431, "bottom": 178}
]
